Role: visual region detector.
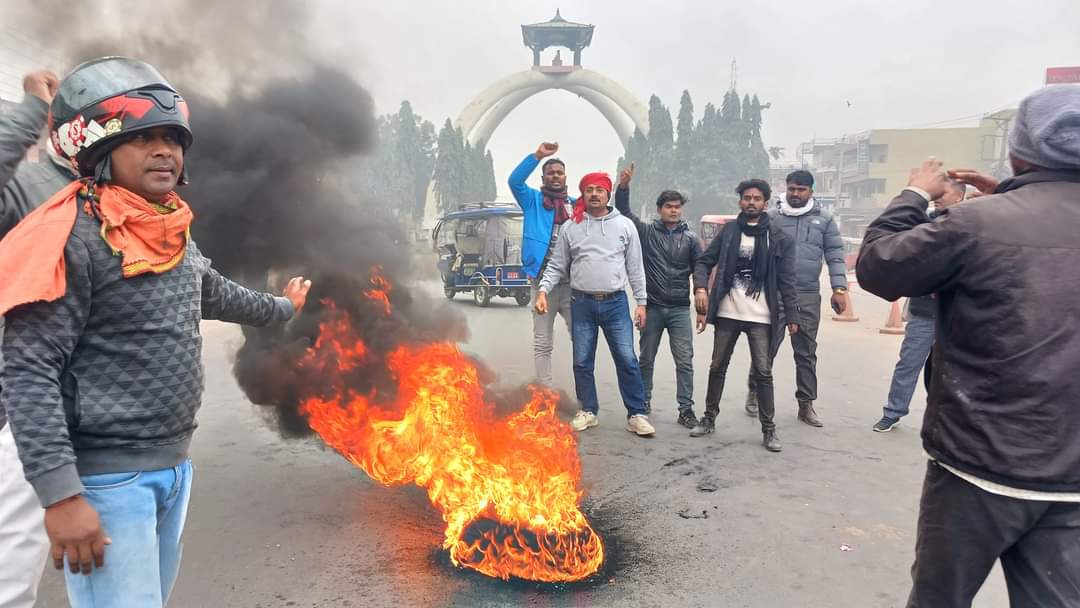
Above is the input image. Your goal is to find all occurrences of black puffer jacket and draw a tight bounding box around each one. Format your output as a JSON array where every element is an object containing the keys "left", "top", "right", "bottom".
[
  {"left": 614, "top": 186, "right": 702, "bottom": 307},
  {"left": 858, "top": 172, "right": 1080, "bottom": 493}
]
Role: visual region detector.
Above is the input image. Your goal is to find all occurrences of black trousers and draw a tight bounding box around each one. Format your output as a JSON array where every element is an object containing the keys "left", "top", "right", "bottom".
[
  {"left": 908, "top": 461, "right": 1080, "bottom": 607},
  {"left": 704, "top": 318, "right": 775, "bottom": 432}
]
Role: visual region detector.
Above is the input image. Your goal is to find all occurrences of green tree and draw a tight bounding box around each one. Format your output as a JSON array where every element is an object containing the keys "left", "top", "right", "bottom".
[
  {"left": 746, "top": 94, "right": 770, "bottom": 181},
  {"left": 433, "top": 119, "right": 466, "bottom": 213},
  {"left": 674, "top": 89, "right": 695, "bottom": 193}
]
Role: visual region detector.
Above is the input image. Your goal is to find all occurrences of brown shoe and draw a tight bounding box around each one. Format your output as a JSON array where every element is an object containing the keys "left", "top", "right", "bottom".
[{"left": 798, "top": 401, "right": 824, "bottom": 427}]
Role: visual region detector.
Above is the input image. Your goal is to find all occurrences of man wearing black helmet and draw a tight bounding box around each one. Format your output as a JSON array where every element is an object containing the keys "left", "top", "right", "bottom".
[
  {"left": 0, "top": 67, "right": 71, "bottom": 608},
  {"left": 0, "top": 57, "right": 312, "bottom": 607}
]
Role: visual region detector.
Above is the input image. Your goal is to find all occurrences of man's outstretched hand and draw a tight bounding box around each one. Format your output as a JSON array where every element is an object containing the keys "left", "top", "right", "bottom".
[{"left": 284, "top": 277, "right": 312, "bottom": 314}]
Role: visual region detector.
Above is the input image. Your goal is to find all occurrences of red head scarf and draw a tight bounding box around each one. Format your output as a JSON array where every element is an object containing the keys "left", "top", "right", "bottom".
[{"left": 573, "top": 172, "right": 613, "bottom": 223}]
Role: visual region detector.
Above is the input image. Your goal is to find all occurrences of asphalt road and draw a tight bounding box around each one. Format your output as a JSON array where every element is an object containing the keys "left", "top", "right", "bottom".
[{"left": 35, "top": 278, "right": 1010, "bottom": 607}]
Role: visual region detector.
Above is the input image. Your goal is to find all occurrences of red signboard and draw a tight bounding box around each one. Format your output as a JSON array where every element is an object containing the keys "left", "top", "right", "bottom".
[{"left": 1046, "top": 67, "right": 1080, "bottom": 84}]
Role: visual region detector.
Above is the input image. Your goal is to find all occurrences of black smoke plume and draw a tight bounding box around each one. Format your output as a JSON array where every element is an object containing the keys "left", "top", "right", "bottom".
[{"left": 12, "top": 0, "right": 476, "bottom": 436}]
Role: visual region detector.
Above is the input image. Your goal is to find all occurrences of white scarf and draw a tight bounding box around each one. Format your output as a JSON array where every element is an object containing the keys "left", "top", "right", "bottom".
[{"left": 779, "top": 197, "right": 815, "bottom": 217}]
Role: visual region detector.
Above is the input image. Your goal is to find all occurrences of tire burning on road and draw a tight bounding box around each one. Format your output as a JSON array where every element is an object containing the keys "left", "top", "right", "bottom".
[{"left": 297, "top": 270, "right": 605, "bottom": 582}]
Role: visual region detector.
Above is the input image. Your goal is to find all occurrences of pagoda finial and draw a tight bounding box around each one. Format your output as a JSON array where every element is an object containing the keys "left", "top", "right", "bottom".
[{"left": 554, "top": 9, "right": 564, "bottom": 21}]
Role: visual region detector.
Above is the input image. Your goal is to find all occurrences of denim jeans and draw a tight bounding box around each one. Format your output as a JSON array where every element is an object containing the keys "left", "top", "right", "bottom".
[
  {"left": 531, "top": 280, "right": 573, "bottom": 386},
  {"left": 638, "top": 305, "right": 694, "bottom": 413},
  {"left": 884, "top": 314, "right": 935, "bottom": 420},
  {"left": 570, "top": 290, "right": 647, "bottom": 417},
  {"left": 705, "top": 317, "right": 776, "bottom": 431},
  {"left": 65, "top": 460, "right": 194, "bottom": 608}
]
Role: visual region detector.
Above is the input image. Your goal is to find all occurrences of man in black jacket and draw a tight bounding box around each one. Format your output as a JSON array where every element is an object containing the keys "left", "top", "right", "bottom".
[
  {"left": 613, "top": 165, "right": 702, "bottom": 428},
  {"left": 857, "top": 84, "right": 1080, "bottom": 607},
  {"left": 690, "top": 179, "right": 800, "bottom": 452}
]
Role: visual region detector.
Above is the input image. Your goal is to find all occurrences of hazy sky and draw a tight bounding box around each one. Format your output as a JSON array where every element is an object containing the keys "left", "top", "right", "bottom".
[
  {"left": 320, "top": 0, "right": 1079, "bottom": 196},
  {"left": 6, "top": 1, "right": 1079, "bottom": 198}
]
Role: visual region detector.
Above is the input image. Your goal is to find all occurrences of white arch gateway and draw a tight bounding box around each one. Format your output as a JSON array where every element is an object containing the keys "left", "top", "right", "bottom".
[{"left": 420, "top": 12, "right": 650, "bottom": 231}]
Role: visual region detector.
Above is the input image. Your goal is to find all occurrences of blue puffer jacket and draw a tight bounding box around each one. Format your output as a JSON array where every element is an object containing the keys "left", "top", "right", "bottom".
[{"left": 508, "top": 154, "right": 575, "bottom": 279}]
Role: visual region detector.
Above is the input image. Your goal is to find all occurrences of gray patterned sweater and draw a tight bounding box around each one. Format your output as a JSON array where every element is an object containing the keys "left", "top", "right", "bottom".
[{"left": 2, "top": 208, "right": 294, "bottom": 506}]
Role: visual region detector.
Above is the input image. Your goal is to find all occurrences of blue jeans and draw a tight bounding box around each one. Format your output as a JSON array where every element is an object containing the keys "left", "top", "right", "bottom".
[
  {"left": 65, "top": 460, "right": 194, "bottom": 608},
  {"left": 571, "top": 290, "right": 647, "bottom": 417},
  {"left": 638, "top": 305, "right": 695, "bottom": 413},
  {"left": 884, "top": 314, "right": 935, "bottom": 420}
]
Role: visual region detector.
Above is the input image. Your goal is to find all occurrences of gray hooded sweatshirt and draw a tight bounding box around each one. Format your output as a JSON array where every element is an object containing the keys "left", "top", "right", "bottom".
[{"left": 538, "top": 206, "right": 647, "bottom": 305}]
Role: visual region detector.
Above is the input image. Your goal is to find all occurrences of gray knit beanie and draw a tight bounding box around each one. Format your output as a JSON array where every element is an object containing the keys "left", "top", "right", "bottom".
[{"left": 1009, "top": 84, "right": 1080, "bottom": 170}]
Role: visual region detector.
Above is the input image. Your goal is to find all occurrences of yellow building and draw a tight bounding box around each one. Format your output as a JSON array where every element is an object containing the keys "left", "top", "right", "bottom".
[{"left": 799, "top": 111, "right": 1015, "bottom": 209}]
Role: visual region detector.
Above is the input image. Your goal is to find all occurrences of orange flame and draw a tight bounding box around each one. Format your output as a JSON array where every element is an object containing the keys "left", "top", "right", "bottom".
[
  {"left": 362, "top": 266, "right": 392, "bottom": 316},
  {"left": 299, "top": 286, "right": 604, "bottom": 582}
]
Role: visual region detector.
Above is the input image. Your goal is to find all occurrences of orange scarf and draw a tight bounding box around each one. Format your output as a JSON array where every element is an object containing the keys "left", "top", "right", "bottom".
[{"left": 0, "top": 181, "right": 194, "bottom": 316}]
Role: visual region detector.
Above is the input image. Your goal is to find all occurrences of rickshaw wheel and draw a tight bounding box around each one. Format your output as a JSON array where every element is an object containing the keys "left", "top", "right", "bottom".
[
  {"left": 514, "top": 291, "right": 530, "bottom": 307},
  {"left": 473, "top": 284, "right": 491, "bottom": 307}
]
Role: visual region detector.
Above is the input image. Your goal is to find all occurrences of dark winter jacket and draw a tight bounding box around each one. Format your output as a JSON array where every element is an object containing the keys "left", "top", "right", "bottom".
[
  {"left": 768, "top": 205, "right": 847, "bottom": 293},
  {"left": 613, "top": 185, "right": 702, "bottom": 307},
  {"left": 0, "top": 95, "right": 79, "bottom": 431},
  {"left": 694, "top": 219, "right": 801, "bottom": 356},
  {"left": 857, "top": 173, "right": 1080, "bottom": 493}
]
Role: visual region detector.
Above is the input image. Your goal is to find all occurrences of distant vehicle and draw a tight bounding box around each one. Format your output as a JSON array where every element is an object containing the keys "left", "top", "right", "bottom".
[
  {"left": 698, "top": 214, "right": 738, "bottom": 247},
  {"left": 432, "top": 204, "right": 531, "bottom": 307}
]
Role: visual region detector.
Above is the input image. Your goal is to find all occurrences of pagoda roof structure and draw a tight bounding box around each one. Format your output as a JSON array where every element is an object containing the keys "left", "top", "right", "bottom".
[{"left": 521, "top": 10, "right": 594, "bottom": 67}]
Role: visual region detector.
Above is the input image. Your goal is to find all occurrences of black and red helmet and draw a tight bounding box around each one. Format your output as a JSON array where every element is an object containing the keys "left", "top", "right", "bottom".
[{"left": 49, "top": 57, "right": 193, "bottom": 179}]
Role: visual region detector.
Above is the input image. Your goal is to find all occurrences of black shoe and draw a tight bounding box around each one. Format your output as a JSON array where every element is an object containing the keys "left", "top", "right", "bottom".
[
  {"left": 689, "top": 416, "right": 715, "bottom": 437},
  {"left": 677, "top": 410, "right": 699, "bottom": 429},
  {"left": 744, "top": 391, "right": 759, "bottom": 417},
  {"left": 873, "top": 416, "right": 900, "bottom": 433},
  {"left": 763, "top": 430, "right": 782, "bottom": 452},
  {"left": 798, "top": 400, "right": 824, "bottom": 427}
]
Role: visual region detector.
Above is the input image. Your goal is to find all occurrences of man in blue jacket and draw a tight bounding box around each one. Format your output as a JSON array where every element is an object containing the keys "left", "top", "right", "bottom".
[{"left": 508, "top": 141, "right": 575, "bottom": 386}]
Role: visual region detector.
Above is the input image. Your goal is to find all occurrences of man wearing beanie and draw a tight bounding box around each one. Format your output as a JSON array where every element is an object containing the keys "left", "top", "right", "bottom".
[
  {"left": 858, "top": 84, "right": 1080, "bottom": 606},
  {"left": 535, "top": 171, "right": 653, "bottom": 437}
]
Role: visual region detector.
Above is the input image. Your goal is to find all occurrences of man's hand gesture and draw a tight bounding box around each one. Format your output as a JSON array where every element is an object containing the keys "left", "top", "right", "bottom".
[
  {"left": 535, "top": 142, "right": 559, "bottom": 160},
  {"left": 908, "top": 157, "right": 948, "bottom": 201},
  {"left": 619, "top": 163, "right": 635, "bottom": 188},
  {"left": 948, "top": 168, "right": 999, "bottom": 198},
  {"left": 23, "top": 70, "right": 59, "bottom": 104}
]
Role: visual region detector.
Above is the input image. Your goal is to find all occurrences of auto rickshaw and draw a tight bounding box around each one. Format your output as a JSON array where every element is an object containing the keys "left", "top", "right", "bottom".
[
  {"left": 432, "top": 205, "right": 531, "bottom": 307},
  {"left": 698, "top": 214, "right": 738, "bottom": 247}
]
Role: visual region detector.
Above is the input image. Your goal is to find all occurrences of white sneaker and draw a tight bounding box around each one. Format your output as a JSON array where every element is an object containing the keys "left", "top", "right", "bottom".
[
  {"left": 570, "top": 410, "right": 599, "bottom": 431},
  {"left": 627, "top": 414, "right": 656, "bottom": 436}
]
